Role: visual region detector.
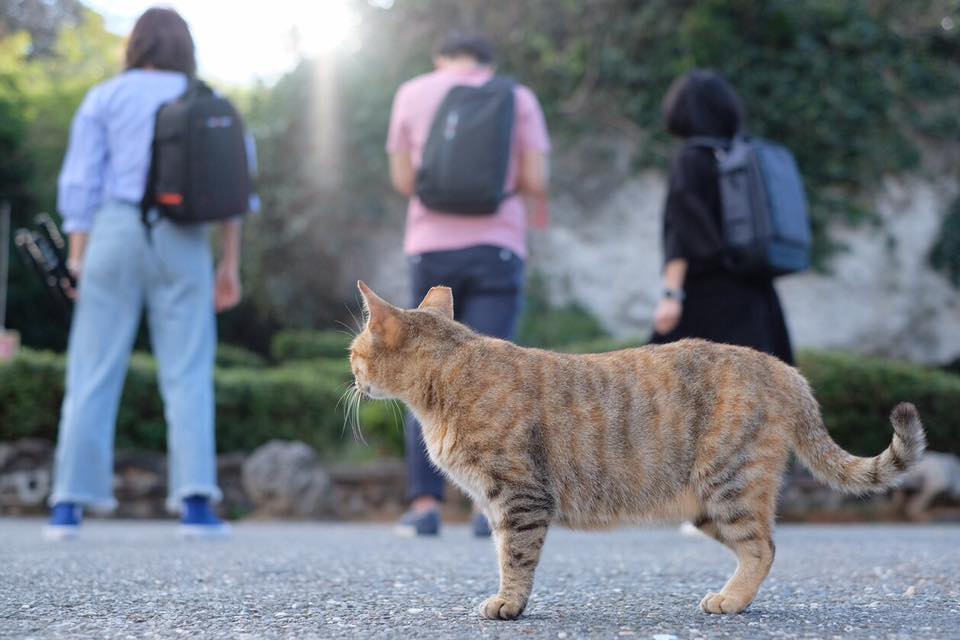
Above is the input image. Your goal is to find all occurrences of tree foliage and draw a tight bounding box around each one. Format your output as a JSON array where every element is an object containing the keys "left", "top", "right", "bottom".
[
  {"left": 0, "top": 7, "right": 120, "bottom": 348},
  {"left": 2, "top": 1, "right": 958, "bottom": 351}
]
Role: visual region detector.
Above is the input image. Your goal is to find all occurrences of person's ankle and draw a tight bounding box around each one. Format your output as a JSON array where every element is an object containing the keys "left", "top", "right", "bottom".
[{"left": 410, "top": 496, "right": 439, "bottom": 513}]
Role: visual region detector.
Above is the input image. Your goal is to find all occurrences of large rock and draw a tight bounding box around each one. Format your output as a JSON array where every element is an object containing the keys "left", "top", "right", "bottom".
[
  {"left": 241, "top": 440, "right": 331, "bottom": 518},
  {"left": 0, "top": 439, "right": 53, "bottom": 513}
]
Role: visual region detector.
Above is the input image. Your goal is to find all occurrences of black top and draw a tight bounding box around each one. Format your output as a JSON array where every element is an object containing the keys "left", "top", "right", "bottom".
[
  {"left": 653, "top": 144, "right": 795, "bottom": 364},
  {"left": 662, "top": 145, "right": 726, "bottom": 276}
]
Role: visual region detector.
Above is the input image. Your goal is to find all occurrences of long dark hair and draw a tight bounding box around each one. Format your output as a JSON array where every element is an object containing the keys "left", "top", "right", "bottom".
[
  {"left": 662, "top": 69, "right": 743, "bottom": 138},
  {"left": 125, "top": 8, "right": 196, "bottom": 76}
]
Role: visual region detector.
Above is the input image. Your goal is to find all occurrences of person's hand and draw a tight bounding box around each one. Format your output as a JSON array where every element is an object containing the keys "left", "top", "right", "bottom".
[
  {"left": 64, "top": 233, "right": 88, "bottom": 300},
  {"left": 214, "top": 262, "right": 242, "bottom": 313},
  {"left": 62, "top": 259, "right": 82, "bottom": 300},
  {"left": 654, "top": 298, "right": 683, "bottom": 335}
]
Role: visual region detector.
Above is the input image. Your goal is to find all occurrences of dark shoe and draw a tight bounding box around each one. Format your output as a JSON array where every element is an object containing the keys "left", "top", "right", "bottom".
[
  {"left": 178, "top": 495, "right": 231, "bottom": 540},
  {"left": 472, "top": 512, "right": 492, "bottom": 538},
  {"left": 44, "top": 502, "right": 82, "bottom": 541},
  {"left": 394, "top": 508, "right": 440, "bottom": 537}
]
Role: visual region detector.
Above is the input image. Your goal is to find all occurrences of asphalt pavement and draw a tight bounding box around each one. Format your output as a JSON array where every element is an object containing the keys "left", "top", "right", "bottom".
[{"left": 1, "top": 519, "right": 958, "bottom": 639}]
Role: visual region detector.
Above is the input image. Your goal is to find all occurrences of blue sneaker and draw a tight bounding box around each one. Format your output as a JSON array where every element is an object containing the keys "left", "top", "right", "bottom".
[
  {"left": 472, "top": 512, "right": 492, "bottom": 538},
  {"left": 44, "top": 502, "right": 82, "bottom": 541},
  {"left": 393, "top": 508, "right": 440, "bottom": 537},
  {"left": 177, "top": 495, "right": 231, "bottom": 540}
]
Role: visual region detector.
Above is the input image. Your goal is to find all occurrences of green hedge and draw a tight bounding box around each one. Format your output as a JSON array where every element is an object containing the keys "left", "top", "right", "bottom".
[
  {"left": 216, "top": 344, "right": 266, "bottom": 369},
  {"left": 0, "top": 349, "right": 401, "bottom": 457},
  {"left": 270, "top": 329, "right": 354, "bottom": 362},
  {"left": 1, "top": 346, "right": 957, "bottom": 458},
  {"left": 797, "top": 351, "right": 959, "bottom": 456}
]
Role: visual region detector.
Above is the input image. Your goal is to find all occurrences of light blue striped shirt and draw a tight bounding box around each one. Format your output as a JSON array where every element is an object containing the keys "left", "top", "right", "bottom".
[{"left": 57, "top": 69, "right": 259, "bottom": 232}]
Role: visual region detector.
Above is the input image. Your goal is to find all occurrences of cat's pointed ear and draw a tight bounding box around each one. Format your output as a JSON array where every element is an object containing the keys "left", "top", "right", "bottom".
[
  {"left": 357, "top": 280, "right": 402, "bottom": 347},
  {"left": 417, "top": 286, "right": 454, "bottom": 320}
]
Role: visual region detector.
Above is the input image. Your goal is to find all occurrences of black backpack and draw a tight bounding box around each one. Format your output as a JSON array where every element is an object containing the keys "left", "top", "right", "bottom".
[
  {"left": 142, "top": 80, "right": 251, "bottom": 227},
  {"left": 686, "top": 135, "right": 812, "bottom": 278},
  {"left": 415, "top": 76, "right": 515, "bottom": 215}
]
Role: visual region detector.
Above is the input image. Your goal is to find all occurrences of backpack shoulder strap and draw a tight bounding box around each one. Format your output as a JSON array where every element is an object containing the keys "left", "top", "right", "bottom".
[
  {"left": 140, "top": 106, "right": 163, "bottom": 239},
  {"left": 483, "top": 74, "right": 515, "bottom": 93}
]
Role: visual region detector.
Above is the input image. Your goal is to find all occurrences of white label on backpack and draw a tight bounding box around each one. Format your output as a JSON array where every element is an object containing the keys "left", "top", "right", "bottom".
[
  {"left": 443, "top": 112, "right": 459, "bottom": 140},
  {"left": 206, "top": 116, "right": 234, "bottom": 129}
]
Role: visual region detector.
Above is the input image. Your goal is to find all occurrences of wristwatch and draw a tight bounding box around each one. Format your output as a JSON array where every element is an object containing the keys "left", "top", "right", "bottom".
[{"left": 662, "top": 287, "right": 685, "bottom": 302}]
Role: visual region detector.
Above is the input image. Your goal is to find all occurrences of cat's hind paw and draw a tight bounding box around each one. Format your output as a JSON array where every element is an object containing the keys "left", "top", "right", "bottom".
[
  {"left": 699, "top": 591, "right": 750, "bottom": 614},
  {"left": 479, "top": 595, "right": 525, "bottom": 620}
]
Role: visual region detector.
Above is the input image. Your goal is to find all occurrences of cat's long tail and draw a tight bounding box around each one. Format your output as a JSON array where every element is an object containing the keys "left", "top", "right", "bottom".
[{"left": 791, "top": 399, "right": 926, "bottom": 494}]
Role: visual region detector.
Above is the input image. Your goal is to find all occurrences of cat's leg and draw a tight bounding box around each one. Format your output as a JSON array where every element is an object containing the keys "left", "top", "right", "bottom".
[
  {"left": 692, "top": 514, "right": 722, "bottom": 541},
  {"left": 696, "top": 495, "right": 776, "bottom": 614},
  {"left": 480, "top": 491, "right": 554, "bottom": 620}
]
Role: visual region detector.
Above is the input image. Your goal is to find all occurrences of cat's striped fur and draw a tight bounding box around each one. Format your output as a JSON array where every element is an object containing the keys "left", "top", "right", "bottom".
[{"left": 350, "top": 282, "right": 926, "bottom": 619}]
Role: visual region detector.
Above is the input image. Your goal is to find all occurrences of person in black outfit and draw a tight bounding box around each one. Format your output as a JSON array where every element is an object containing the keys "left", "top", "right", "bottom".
[{"left": 649, "top": 70, "right": 794, "bottom": 364}]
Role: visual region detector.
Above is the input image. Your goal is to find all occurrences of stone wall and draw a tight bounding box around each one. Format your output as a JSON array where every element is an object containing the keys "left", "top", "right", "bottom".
[
  {"left": 0, "top": 439, "right": 471, "bottom": 522},
  {"left": 3, "top": 438, "right": 957, "bottom": 523}
]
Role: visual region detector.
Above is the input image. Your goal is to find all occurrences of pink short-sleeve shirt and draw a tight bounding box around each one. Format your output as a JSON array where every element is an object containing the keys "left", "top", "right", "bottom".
[{"left": 386, "top": 67, "right": 550, "bottom": 258}]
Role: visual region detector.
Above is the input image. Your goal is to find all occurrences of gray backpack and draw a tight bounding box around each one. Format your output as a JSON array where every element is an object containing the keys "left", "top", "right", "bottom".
[{"left": 687, "top": 136, "right": 812, "bottom": 278}]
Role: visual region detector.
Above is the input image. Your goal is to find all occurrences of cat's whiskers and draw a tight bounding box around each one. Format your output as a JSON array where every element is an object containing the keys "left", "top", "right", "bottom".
[
  {"left": 334, "top": 381, "right": 356, "bottom": 416},
  {"left": 350, "top": 385, "right": 368, "bottom": 446},
  {"left": 337, "top": 383, "right": 356, "bottom": 440},
  {"left": 334, "top": 319, "right": 358, "bottom": 340},
  {"left": 388, "top": 399, "right": 405, "bottom": 431},
  {"left": 346, "top": 301, "right": 365, "bottom": 335}
]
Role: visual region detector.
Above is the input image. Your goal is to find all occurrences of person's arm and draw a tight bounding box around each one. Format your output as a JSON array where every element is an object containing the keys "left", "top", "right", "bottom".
[
  {"left": 515, "top": 87, "right": 552, "bottom": 229},
  {"left": 517, "top": 151, "right": 549, "bottom": 197},
  {"left": 654, "top": 258, "right": 687, "bottom": 335},
  {"left": 389, "top": 153, "right": 415, "bottom": 198},
  {"left": 58, "top": 89, "right": 107, "bottom": 294},
  {"left": 385, "top": 83, "right": 415, "bottom": 199},
  {"left": 66, "top": 233, "right": 89, "bottom": 276},
  {"left": 214, "top": 218, "right": 242, "bottom": 312}
]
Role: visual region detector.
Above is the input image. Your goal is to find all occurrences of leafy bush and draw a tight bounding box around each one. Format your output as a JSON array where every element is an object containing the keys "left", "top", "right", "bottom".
[
  {"left": 559, "top": 336, "right": 647, "bottom": 354},
  {"left": 798, "top": 350, "right": 960, "bottom": 456},
  {"left": 2, "top": 346, "right": 956, "bottom": 459},
  {"left": 271, "top": 329, "right": 354, "bottom": 362},
  {"left": 0, "top": 349, "right": 400, "bottom": 458},
  {"left": 216, "top": 344, "right": 266, "bottom": 369},
  {"left": 518, "top": 273, "right": 609, "bottom": 348}
]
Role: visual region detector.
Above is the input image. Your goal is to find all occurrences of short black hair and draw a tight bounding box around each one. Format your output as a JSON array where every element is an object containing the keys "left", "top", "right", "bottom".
[
  {"left": 662, "top": 69, "right": 744, "bottom": 138},
  {"left": 433, "top": 30, "right": 495, "bottom": 64}
]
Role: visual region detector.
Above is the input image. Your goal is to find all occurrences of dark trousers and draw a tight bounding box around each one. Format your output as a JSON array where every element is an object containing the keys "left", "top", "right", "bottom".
[{"left": 405, "top": 245, "right": 524, "bottom": 502}]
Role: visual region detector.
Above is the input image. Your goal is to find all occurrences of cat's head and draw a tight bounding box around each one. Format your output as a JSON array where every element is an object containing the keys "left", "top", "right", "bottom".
[{"left": 350, "top": 280, "right": 456, "bottom": 401}]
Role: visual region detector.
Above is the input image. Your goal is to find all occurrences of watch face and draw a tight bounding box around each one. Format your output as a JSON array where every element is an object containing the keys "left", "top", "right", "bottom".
[{"left": 663, "top": 289, "right": 684, "bottom": 301}]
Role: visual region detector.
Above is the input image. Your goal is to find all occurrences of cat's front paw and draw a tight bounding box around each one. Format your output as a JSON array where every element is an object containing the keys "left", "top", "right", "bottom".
[
  {"left": 699, "top": 591, "right": 750, "bottom": 614},
  {"left": 479, "top": 595, "right": 525, "bottom": 620}
]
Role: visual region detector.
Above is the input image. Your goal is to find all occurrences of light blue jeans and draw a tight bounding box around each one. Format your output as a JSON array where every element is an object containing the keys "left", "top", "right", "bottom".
[{"left": 50, "top": 201, "right": 221, "bottom": 513}]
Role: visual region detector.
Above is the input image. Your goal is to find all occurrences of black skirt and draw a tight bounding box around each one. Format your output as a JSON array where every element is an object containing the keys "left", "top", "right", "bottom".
[{"left": 649, "top": 271, "right": 795, "bottom": 365}]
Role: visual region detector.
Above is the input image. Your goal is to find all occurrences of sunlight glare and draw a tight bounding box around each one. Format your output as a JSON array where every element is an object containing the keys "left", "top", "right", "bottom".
[{"left": 293, "top": 0, "right": 360, "bottom": 58}]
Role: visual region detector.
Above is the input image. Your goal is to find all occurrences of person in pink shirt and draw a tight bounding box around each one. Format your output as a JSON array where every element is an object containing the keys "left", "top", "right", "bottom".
[{"left": 386, "top": 31, "right": 551, "bottom": 537}]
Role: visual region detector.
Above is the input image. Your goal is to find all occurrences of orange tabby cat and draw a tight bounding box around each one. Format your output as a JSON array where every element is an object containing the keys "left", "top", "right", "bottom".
[{"left": 349, "top": 281, "right": 926, "bottom": 620}]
